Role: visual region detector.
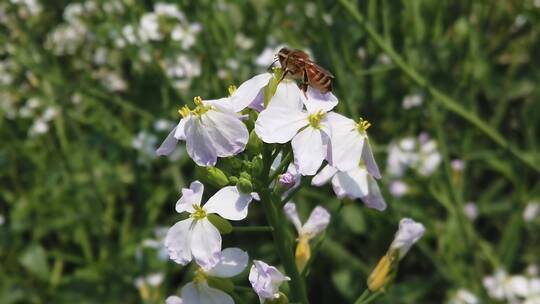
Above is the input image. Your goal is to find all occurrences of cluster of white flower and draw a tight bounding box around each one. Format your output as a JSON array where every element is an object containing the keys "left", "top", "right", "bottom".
[
  {"left": 155, "top": 60, "right": 426, "bottom": 303},
  {"left": 483, "top": 269, "right": 540, "bottom": 304},
  {"left": 386, "top": 132, "right": 442, "bottom": 197},
  {"left": 132, "top": 119, "right": 182, "bottom": 163}
]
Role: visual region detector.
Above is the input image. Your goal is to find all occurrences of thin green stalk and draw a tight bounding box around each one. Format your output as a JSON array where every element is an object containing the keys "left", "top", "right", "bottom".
[
  {"left": 232, "top": 226, "right": 273, "bottom": 233},
  {"left": 338, "top": 0, "right": 539, "bottom": 173},
  {"left": 353, "top": 290, "right": 372, "bottom": 304},
  {"left": 258, "top": 146, "right": 309, "bottom": 304}
]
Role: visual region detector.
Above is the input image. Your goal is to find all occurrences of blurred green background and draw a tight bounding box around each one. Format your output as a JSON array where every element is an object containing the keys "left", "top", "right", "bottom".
[{"left": 1, "top": 0, "right": 539, "bottom": 303}]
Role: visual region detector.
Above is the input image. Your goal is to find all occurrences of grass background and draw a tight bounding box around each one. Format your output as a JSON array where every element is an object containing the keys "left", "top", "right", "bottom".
[{"left": 1, "top": 0, "right": 539, "bottom": 303}]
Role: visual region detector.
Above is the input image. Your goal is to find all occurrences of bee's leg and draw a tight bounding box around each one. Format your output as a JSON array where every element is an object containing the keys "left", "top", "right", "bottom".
[{"left": 301, "top": 70, "right": 309, "bottom": 98}]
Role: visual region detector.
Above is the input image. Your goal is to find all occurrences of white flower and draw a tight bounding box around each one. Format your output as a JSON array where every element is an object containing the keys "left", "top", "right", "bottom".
[
  {"left": 255, "top": 45, "right": 285, "bottom": 67},
  {"left": 484, "top": 269, "right": 540, "bottom": 303},
  {"left": 312, "top": 165, "right": 386, "bottom": 211},
  {"left": 255, "top": 81, "right": 339, "bottom": 175},
  {"left": 169, "top": 248, "right": 248, "bottom": 304},
  {"left": 181, "top": 282, "right": 233, "bottom": 304},
  {"left": 402, "top": 94, "right": 423, "bottom": 109},
  {"left": 463, "top": 202, "right": 479, "bottom": 221},
  {"left": 235, "top": 33, "right": 254, "bottom": 50},
  {"left": 283, "top": 202, "right": 330, "bottom": 241},
  {"left": 164, "top": 181, "right": 253, "bottom": 268},
  {"left": 139, "top": 13, "right": 161, "bottom": 41},
  {"left": 156, "top": 96, "right": 249, "bottom": 167},
  {"left": 249, "top": 260, "right": 290, "bottom": 303},
  {"left": 326, "top": 112, "right": 381, "bottom": 178},
  {"left": 523, "top": 201, "right": 540, "bottom": 222},
  {"left": 134, "top": 272, "right": 164, "bottom": 289},
  {"left": 389, "top": 218, "right": 425, "bottom": 259},
  {"left": 165, "top": 296, "right": 183, "bottom": 304},
  {"left": 386, "top": 134, "right": 441, "bottom": 178},
  {"left": 388, "top": 180, "right": 409, "bottom": 198},
  {"left": 448, "top": 289, "right": 479, "bottom": 304}
]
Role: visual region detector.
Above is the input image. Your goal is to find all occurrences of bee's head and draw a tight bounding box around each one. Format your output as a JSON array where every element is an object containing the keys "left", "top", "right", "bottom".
[{"left": 277, "top": 47, "right": 291, "bottom": 65}]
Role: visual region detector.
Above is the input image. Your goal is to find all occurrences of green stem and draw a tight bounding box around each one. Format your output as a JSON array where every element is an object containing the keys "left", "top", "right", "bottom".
[
  {"left": 232, "top": 226, "right": 273, "bottom": 233},
  {"left": 258, "top": 146, "right": 309, "bottom": 304},
  {"left": 338, "top": 0, "right": 539, "bottom": 173},
  {"left": 353, "top": 290, "right": 371, "bottom": 304}
]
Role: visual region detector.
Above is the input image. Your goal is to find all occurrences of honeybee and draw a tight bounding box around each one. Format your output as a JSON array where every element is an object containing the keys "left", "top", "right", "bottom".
[{"left": 275, "top": 47, "right": 335, "bottom": 94}]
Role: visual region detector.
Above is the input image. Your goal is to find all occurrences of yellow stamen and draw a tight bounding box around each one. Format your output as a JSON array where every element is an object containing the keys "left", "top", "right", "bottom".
[
  {"left": 356, "top": 118, "right": 372, "bottom": 133},
  {"left": 228, "top": 85, "right": 237, "bottom": 96},
  {"left": 190, "top": 96, "right": 213, "bottom": 117},
  {"left": 193, "top": 96, "right": 203, "bottom": 106},
  {"left": 193, "top": 268, "right": 207, "bottom": 283},
  {"left": 178, "top": 105, "right": 190, "bottom": 118},
  {"left": 308, "top": 110, "right": 326, "bottom": 129},
  {"left": 191, "top": 204, "right": 207, "bottom": 220}
]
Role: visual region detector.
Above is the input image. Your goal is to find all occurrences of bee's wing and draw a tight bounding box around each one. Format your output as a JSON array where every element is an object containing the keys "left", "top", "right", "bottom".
[{"left": 301, "top": 59, "right": 335, "bottom": 78}]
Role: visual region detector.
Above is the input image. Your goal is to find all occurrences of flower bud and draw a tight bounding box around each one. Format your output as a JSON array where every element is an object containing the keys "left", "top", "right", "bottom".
[
  {"left": 264, "top": 292, "right": 289, "bottom": 304},
  {"left": 295, "top": 237, "right": 311, "bottom": 273},
  {"left": 278, "top": 172, "right": 295, "bottom": 189},
  {"left": 247, "top": 130, "right": 263, "bottom": 155},
  {"left": 237, "top": 177, "right": 253, "bottom": 194},
  {"left": 251, "top": 156, "right": 263, "bottom": 176},
  {"left": 367, "top": 253, "right": 396, "bottom": 292},
  {"left": 201, "top": 167, "right": 229, "bottom": 188}
]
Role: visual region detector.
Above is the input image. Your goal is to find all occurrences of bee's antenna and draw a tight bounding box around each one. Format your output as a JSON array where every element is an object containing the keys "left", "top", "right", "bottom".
[{"left": 267, "top": 58, "right": 279, "bottom": 72}]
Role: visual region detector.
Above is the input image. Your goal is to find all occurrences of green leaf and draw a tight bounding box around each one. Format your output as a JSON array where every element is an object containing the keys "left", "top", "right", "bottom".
[
  {"left": 341, "top": 204, "right": 366, "bottom": 234},
  {"left": 19, "top": 244, "right": 50, "bottom": 282},
  {"left": 207, "top": 214, "right": 233, "bottom": 234}
]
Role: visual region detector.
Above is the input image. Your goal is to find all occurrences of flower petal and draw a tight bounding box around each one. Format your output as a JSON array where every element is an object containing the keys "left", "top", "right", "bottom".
[
  {"left": 205, "top": 247, "right": 249, "bottom": 278},
  {"left": 362, "top": 174, "right": 386, "bottom": 211},
  {"left": 302, "top": 87, "right": 338, "bottom": 112},
  {"left": 175, "top": 181, "right": 204, "bottom": 214},
  {"left": 182, "top": 281, "right": 234, "bottom": 304},
  {"left": 389, "top": 218, "right": 425, "bottom": 259},
  {"left": 283, "top": 202, "right": 302, "bottom": 233},
  {"left": 334, "top": 167, "right": 386, "bottom": 211},
  {"left": 268, "top": 80, "right": 304, "bottom": 109},
  {"left": 165, "top": 296, "right": 183, "bottom": 304},
  {"left": 190, "top": 219, "right": 222, "bottom": 269},
  {"left": 157, "top": 126, "right": 179, "bottom": 156},
  {"left": 362, "top": 140, "right": 381, "bottom": 179},
  {"left": 174, "top": 118, "right": 187, "bottom": 140},
  {"left": 255, "top": 107, "right": 308, "bottom": 144},
  {"left": 302, "top": 206, "right": 331, "bottom": 239},
  {"left": 311, "top": 165, "right": 338, "bottom": 186},
  {"left": 327, "top": 112, "right": 364, "bottom": 171},
  {"left": 185, "top": 117, "right": 218, "bottom": 166},
  {"left": 165, "top": 218, "right": 194, "bottom": 265},
  {"left": 204, "top": 186, "right": 252, "bottom": 221},
  {"left": 231, "top": 73, "right": 273, "bottom": 112},
  {"left": 204, "top": 97, "right": 236, "bottom": 113},
  {"left": 201, "top": 109, "right": 249, "bottom": 157},
  {"left": 291, "top": 127, "right": 327, "bottom": 176}
]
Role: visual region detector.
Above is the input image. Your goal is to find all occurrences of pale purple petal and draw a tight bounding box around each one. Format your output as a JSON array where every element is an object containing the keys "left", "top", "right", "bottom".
[
  {"left": 311, "top": 165, "right": 338, "bottom": 186},
  {"left": 174, "top": 118, "right": 187, "bottom": 140},
  {"left": 157, "top": 126, "right": 179, "bottom": 156},
  {"left": 205, "top": 247, "right": 249, "bottom": 278},
  {"left": 175, "top": 181, "right": 204, "bottom": 213},
  {"left": 249, "top": 260, "right": 290, "bottom": 302},
  {"left": 389, "top": 218, "right": 425, "bottom": 259},
  {"left": 231, "top": 73, "right": 273, "bottom": 112},
  {"left": 268, "top": 80, "right": 304, "bottom": 109},
  {"left": 283, "top": 202, "right": 302, "bottom": 233},
  {"left": 327, "top": 112, "right": 364, "bottom": 171},
  {"left": 190, "top": 219, "right": 222, "bottom": 269},
  {"left": 302, "top": 206, "right": 331, "bottom": 239},
  {"left": 181, "top": 281, "right": 234, "bottom": 304},
  {"left": 362, "top": 140, "right": 381, "bottom": 179},
  {"left": 204, "top": 186, "right": 252, "bottom": 221},
  {"left": 165, "top": 295, "right": 183, "bottom": 304},
  {"left": 185, "top": 117, "right": 218, "bottom": 166},
  {"left": 164, "top": 218, "right": 194, "bottom": 265},
  {"left": 291, "top": 127, "right": 327, "bottom": 176},
  {"left": 201, "top": 109, "right": 249, "bottom": 157},
  {"left": 255, "top": 107, "right": 308, "bottom": 143},
  {"left": 302, "top": 86, "right": 338, "bottom": 112}
]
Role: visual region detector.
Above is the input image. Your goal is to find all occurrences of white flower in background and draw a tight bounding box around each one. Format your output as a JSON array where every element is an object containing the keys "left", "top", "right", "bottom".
[
  {"left": 327, "top": 112, "right": 381, "bottom": 178},
  {"left": 45, "top": 21, "right": 88, "bottom": 55},
  {"left": 447, "top": 289, "right": 479, "bottom": 304},
  {"left": 141, "top": 227, "right": 168, "bottom": 261},
  {"left": 163, "top": 54, "right": 201, "bottom": 91},
  {"left": 378, "top": 54, "right": 392, "bottom": 65},
  {"left": 305, "top": 2, "right": 317, "bottom": 18},
  {"left": 255, "top": 45, "right": 285, "bottom": 67},
  {"left": 0, "top": 214, "right": 5, "bottom": 226},
  {"left": 482, "top": 269, "right": 540, "bottom": 302},
  {"left": 139, "top": 13, "right": 161, "bottom": 41},
  {"left": 284, "top": 202, "right": 330, "bottom": 271},
  {"left": 386, "top": 134, "right": 441, "bottom": 178},
  {"left": 527, "top": 265, "right": 539, "bottom": 277},
  {"left": 249, "top": 260, "right": 290, "bottom": 303},
  {"left": 165, "top": 296, "right": 183, "bottom": 304},
  {"left": 322, "top": 13, "right": 333, "bottom": 25},
  {"left": 154, "top": 3, "right": 185, "bottom": 20},
  {"left": 165, "top": 181, "right": 253, "bottom": 268},
  {"left": 134, "top": 272, "right": 164, "bottom": 289},
  {"left": 98, "top": 70, "right": 127, "bottom": 92},
  {"left": 132, "top": 131, "right": 158, "bottom": 158},
  {"left": 312, "top": 165, "right": 386, "bottom": 211},
  {"left": 171, "top": 22, "right": 202, "bottom": 50},
  {"left": 389, "top": 180, "right": 409, "bottom": 198},
  {"left": 255, "top": 81, "right": 339, "bottom": 175},
  {"left": 389, "top": 218, "right": 425, "bottom": 259},
  {"left": 357, "top": 47, "right": 367, "bottom": 60},
  {"left": 523, "top": 201, "right": 539, "bottom": 222},
  {"left": 11, "top": 0, "right": 42, "bottom": 17},
  {"left": 402, "top": 94, "right": 423, "bottom": 109},
  {"left": 28, "top": 106, "right": 58, "bottom": 137},
  {"left": 170, "top": 248, "right": 248, "bottom": 304},
  {"left": 235, "top": 33, "right": 254, "bottom": 50},
  {"left": 451, "top": 159, "right": 465, "bottom": 172},
  {"left": 156, "top": 96, "right": 248, "bottom": 166},
  {"left": 463, "top": 202, "right": 479, "bottom": 221}
]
